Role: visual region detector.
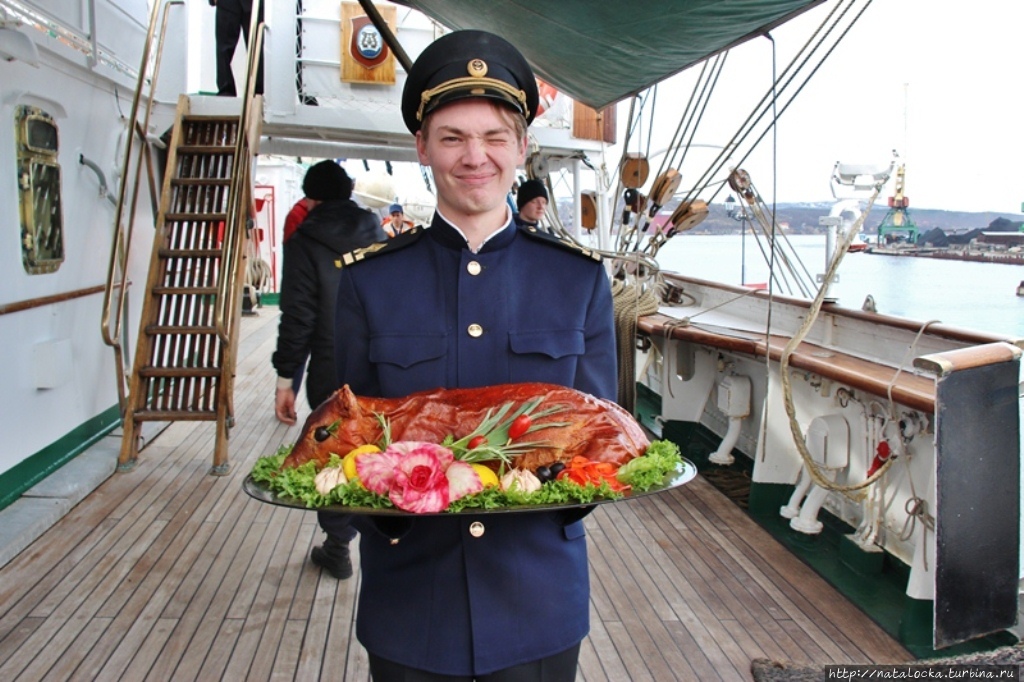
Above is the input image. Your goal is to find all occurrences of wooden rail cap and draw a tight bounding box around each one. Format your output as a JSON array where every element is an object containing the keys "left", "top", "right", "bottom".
[
  {"left": 639, "top": 312, "right": 936, "bottom": 413},
  {"left": 913, "top": 341, "right": 1023, "bottom": 377}
]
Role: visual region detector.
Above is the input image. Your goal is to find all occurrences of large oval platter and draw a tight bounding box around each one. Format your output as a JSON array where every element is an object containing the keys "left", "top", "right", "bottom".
[{"left": 242, "top": 458, "right": 697, "bottom": 516}]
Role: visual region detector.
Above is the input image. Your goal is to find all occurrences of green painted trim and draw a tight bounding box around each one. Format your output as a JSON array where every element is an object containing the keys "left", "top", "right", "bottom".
[
  {"left": 261, "top": 293, "right": 280, "bottom": 306},
  {"left": 0, "top": 405, "right": 120, "bottom": 511},
  {"left": 655, "top": 414, "right": 1016, "bottom": 658}
]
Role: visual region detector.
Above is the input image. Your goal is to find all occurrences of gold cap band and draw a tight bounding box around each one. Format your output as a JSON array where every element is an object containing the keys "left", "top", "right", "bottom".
[{"left": 416, "top": 76, "right": 530, "bottom": 123}]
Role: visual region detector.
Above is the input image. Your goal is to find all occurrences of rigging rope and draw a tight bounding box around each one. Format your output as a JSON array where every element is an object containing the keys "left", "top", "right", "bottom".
[{"left": 777, "top": 175, "right": 896, "bottom": 501}]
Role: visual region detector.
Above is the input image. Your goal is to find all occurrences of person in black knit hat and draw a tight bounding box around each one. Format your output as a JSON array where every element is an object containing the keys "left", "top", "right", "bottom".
[
  {"left": 514, "top": 178, "right": 549, "bottom": 229},
  {"left": 272, "top": 160, "right": 387, "bottom": 580}
]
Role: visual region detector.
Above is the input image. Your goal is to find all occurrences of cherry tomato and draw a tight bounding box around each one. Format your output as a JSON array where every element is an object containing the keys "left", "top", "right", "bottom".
[
  {"left": 508, "top": 414, "right": 531, "bottom": 440},
  {"left": 468, "top": 435, "right": 487, "bottom": 449}
]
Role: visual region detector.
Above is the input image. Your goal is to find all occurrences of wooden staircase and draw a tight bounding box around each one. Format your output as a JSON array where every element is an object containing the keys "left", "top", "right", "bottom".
[{"left": 118, "top": 96, "right": 260, "bottom": 474}]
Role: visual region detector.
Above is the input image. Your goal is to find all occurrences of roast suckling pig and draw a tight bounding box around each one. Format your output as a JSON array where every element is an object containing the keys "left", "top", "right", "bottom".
[{"left": 281, "top": 383, "right": 650, "bottom": 472}]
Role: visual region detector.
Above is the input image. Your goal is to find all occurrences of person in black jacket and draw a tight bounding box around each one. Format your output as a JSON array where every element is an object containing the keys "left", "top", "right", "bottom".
[{"left": 271, "top": 159, "right": 387, "bottom": 578}]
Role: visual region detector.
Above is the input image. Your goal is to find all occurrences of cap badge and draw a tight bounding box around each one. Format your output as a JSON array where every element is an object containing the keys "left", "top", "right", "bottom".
[{"left": 467, "top": 59, "right": 488, "bottom": 77}]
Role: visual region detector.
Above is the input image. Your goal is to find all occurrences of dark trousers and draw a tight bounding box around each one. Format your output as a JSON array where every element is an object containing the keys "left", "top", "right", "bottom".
[
  {"left": 368, "top": 644, "right": 581, "bottom": 682},
  {"left": 309, "top": 381, "right": 356, "bottom": 545},
  {"left": 215, "top": 0, "right": 264, "bottom": 96},
  {"left": 318, "top": 510, "right": 357, "bottom": 543}
]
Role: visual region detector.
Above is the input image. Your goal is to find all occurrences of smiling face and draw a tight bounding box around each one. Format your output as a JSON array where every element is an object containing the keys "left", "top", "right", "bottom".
[{"left": 416, "top": 99, "right": 527, "bottom": 237}]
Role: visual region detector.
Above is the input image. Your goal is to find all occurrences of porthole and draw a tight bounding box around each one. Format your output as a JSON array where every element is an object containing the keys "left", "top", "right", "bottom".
[{"left": 16, "top": 105, "right": 64, "bottom": 274}]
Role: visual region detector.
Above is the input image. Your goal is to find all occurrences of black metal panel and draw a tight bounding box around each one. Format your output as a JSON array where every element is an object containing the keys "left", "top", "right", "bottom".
[{"left": 935, "top": 359, "right": 1021, "bottom": 648}]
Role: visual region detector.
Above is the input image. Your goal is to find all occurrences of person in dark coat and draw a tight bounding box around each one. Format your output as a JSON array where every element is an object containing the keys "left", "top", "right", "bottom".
[
  {"left": 272, "top": 159, "right": 387, "bottom": 579},
  {"left": 326, "top": 31, "right": 616, "bottom": 680},
  {"left": 513, "top": 178, "right": 549, "bottom": 229}
]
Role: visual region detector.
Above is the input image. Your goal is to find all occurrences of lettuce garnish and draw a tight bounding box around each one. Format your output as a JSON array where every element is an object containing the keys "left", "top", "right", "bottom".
[{"left": 250, "top": 439, "right": 684, "bottom": 512}]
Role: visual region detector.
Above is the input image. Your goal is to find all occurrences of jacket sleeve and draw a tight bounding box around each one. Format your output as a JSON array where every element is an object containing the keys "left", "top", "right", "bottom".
[
  {"left": 574, "top": 264, "right": 618, "bottom": 401},
  {"left": 271, "top": 239, "right": 319, "bottom": 379},
  {"left": 334, "top": 267, "right": 379, "bottom": 396}
]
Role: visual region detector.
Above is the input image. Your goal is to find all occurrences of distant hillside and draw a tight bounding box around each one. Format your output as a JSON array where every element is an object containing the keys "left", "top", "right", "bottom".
[
  {"left": 558, "top": 200, "right": 1022, "bottom": 236},
  {"left": 678, "top": 202, "right": 1022, "bottom": 235}
]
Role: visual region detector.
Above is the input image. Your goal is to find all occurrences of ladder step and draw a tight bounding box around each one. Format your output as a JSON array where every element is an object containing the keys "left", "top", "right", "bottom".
[
  {"left": 163, "top": 213, "right": 228, "bottom": 222},
  {"left": 133, "top": 409, "right": 219, "bottom": 422},
  {"left": 139, "top": 367, "right": 221, "bottom": 378},
  {"left": 176, "top": 145, "right": 235, "bottom": 154},
  {"left": 172, "top": 178, "right": 232, "bottom": 186},
  {"left": 145, "top": 325, "right": 218, "bottom": 336},
  {"left": 152, "top": 286, "right": 218, "bottom": 296},
  {"left": 158, "top": 248, "right": 223, "bottom": 258},
  {"left": 183, "top": 114, "right": 240, "bottom": 123}
]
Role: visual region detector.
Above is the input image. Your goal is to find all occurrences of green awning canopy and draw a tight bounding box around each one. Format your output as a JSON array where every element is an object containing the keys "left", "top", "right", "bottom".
[{"left": 395, "top": 0, "right": 824, "bottom": 110}]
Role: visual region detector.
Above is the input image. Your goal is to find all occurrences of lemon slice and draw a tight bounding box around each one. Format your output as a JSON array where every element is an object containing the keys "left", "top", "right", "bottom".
[
  {"left": 470, "top": 463, "right": 500, "bottom": 489},
  {"left": 343, "top": 444, "right": 381, "bottom": 484}
]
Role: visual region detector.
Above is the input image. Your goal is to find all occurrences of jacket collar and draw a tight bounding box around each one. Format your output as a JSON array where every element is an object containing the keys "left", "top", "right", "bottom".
[{"left": 428, "top": 210, "right": 516, "bottom": 253}]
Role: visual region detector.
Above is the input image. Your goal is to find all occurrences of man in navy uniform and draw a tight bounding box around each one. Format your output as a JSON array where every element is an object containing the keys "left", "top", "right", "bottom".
[{"left": 326, "top": 30, "right": 616, "bottom": 680}]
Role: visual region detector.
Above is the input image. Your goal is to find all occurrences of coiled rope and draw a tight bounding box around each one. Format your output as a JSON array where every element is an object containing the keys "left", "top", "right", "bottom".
[
  {"left": 244, "top": 254, "right": 273, "bottom": 308},
  {"left": 611, "top": 276, "right": 660, "bottom": 412}
]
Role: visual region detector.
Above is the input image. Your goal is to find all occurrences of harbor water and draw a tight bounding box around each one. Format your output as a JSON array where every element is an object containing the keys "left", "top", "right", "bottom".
[{"left": 656, "top": 234, "right": 1024, "bottom": 338}]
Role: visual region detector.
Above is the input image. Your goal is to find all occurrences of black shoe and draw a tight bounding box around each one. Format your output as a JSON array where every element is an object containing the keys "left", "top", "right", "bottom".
[{"left": 310, "top": 537, "right": 353, "bottom": 580}]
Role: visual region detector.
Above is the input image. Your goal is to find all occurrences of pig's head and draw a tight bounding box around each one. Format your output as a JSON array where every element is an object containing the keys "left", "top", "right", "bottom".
[{"left": 281, "top": 385, "right": 382, "bottom": 469}]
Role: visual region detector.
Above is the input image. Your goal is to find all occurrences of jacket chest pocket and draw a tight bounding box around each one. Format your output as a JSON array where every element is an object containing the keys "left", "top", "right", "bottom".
[
  {"left": 369, "top": 334, "right": 447, "bottom": 390},
  {"left": 508, "top": 329, "right": 584, "bottom": 384}
]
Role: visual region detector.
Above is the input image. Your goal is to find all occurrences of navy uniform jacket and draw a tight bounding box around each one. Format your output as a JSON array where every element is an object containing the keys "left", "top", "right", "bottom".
[{"left": 333, "top": 213, "right": 617, "bottom": 675}]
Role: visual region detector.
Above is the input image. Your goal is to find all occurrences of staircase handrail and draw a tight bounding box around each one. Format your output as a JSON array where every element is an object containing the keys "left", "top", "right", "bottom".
[
  {"left": 216, "top": 6, "right": 265, "bottom": 343},
  {"left": 100, "top": 0, "right": 183, "bottom": 411}
]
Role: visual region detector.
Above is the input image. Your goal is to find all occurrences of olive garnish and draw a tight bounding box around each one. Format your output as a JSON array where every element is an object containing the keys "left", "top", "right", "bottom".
[
  {"left": 535, "top": 465, "right": 552, "bottom": 483},
  {"left": 314, "top": 426, "right": 330, "bottom": 442},
  {"left": 549, "top": 461, "right": 566, "bottom": 477}
]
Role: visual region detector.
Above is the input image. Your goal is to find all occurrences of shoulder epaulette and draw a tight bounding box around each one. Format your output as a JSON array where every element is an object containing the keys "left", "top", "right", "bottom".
[
  {"left": 516, "top": 224, "right": 602, "bottom": 262},
  {"left": 337, "top": 226, "right": 425, "bottom": 268}
]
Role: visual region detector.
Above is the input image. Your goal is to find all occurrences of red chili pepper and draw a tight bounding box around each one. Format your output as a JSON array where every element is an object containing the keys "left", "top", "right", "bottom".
[
  {"left": 468, "top": 435, "right": 487, "bottom": 449},
  {"left": 508, "top": 414, "right": 531, "bottom": 440}
]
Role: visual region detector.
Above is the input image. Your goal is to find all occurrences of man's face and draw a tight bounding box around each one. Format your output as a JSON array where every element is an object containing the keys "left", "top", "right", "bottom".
[
  {"left": 389, "top": 211, "right": 403, "bottom": 225},
  {"left": 519, "top": 196, "right": 547, "bottom": 223},
  {"left": 416, "top": 100, "right": 527, "bottom": 222}
]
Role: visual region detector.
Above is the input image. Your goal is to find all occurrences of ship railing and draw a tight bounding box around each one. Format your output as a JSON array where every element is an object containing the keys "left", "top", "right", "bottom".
[
  {"left": 214, "top": 8, "right": 266, "bottom": 347},
  {"left": 100, "top": 0, "right": 183, "bottom": 415}
]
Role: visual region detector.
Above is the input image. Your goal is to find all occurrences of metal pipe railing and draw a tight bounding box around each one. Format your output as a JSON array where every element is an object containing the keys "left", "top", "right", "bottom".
[
  {"left": 100, "top": 0, "right": 183, "bottom": 413},
  {"left": 215, "top": 3, "right": 265, "bottom": 343}
]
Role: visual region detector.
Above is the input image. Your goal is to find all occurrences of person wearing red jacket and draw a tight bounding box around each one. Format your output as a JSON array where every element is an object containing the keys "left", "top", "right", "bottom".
[{"left": 282, "top": 199, "right": 309, "bottom": 243}]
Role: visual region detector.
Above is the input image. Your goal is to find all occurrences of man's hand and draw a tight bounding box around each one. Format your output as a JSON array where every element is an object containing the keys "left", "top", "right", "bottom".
[{"left": 275, "top": 387, "right": 298, "bottom": 425}]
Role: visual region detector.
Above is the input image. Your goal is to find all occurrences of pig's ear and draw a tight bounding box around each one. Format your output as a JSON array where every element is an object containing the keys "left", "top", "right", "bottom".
[{"left": 339, "top": 385, "right": 360, "bottom": 417}]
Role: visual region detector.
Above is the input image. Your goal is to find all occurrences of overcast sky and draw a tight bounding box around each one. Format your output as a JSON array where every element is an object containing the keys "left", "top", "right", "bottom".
[{"left": 625, "top": 0, "right": 1023, "bottom": 215}]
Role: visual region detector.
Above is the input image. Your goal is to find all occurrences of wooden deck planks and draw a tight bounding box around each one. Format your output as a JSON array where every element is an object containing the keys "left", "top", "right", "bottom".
[{"left": 0, "top": 308, "right": 913, "bottom": 681}]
